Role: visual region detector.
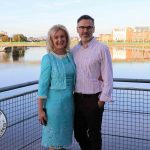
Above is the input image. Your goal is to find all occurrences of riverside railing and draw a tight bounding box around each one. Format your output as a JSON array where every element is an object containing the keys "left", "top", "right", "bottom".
[{"left": 0, "top": 78, "right": 150, "bottom": 150}]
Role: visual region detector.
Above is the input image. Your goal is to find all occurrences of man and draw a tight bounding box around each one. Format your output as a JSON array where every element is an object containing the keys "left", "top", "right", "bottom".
[{"left": 71, "top": 15, "right": 113, "bottom": 150}]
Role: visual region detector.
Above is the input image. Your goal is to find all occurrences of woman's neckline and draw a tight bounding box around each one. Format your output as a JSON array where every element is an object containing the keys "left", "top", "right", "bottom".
[{"left": 50, "top": 51, "right": 67, "bottom": 59}]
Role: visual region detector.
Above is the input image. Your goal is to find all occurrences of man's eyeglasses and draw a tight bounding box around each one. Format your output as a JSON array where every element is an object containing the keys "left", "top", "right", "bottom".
[{"left": 78, "top": 26, "right": 94, "bottom": 30}]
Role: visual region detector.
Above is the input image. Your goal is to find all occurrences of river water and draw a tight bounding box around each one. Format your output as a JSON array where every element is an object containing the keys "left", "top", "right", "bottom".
[{"left": 0, "top": 46, "right": 150, "bottom": 88}]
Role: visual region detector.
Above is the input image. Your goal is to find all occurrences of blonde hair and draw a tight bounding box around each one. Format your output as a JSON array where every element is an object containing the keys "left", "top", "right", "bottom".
[{"left": 47, "top": 24, "right": 70, "bottom": 52}]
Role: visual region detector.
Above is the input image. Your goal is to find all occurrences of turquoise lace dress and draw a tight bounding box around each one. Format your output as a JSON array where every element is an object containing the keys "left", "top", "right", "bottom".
[{"left": 38, "top": 52, "right": 75, "bottom": 149}]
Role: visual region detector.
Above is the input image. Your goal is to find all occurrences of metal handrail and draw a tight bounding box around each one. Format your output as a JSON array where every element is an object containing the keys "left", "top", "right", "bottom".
[
  {"left": 113, "top": 78, "right": 150, "bottom": 83},
  {"left": 0, "top": 78, "right": 150, "bottom": 93},
  {"left": 0, "top": 78, "right": 149, "bottom": 150},
  {"left": 0, "top": 80, "right": 38, "bottom": 92}
]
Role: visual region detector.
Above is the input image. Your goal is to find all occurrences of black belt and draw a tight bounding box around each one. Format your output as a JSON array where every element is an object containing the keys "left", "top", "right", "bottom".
[{"left": 74, "top": 92, "right": 101, "bottom": 97}]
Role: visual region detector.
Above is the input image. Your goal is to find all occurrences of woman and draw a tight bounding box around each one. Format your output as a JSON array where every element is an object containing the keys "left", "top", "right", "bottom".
[{"left": 38, "top": 25, "right": 76, "bottom": 150}]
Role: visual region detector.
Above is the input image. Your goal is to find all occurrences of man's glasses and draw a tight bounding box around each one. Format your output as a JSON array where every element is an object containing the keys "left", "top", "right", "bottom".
[{"left": 78, "top": 26, "right": 94, "bottom": 30}]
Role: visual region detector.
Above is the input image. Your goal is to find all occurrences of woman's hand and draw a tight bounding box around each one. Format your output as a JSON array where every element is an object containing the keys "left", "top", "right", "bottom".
[{"left": 38, "top": 109, "right": 47, "bottom": 125}]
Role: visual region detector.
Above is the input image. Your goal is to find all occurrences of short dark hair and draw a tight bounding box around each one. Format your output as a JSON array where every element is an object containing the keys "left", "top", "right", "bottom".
[{"left": 77, "top": 15, "right": 94, "bottom": 24}]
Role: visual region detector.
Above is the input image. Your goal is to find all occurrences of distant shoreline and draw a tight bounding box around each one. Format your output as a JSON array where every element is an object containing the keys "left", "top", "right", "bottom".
[{"left": 0, "top": 41, "right": 150, "bottom": 48}]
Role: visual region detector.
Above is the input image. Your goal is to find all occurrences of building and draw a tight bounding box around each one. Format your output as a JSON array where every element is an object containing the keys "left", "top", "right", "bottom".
[
  {"left": 99, "top": 34, "right": 112, "bottom": 42},
  {"left": 112, "top": 27, "right": 133, "bottom": 42},
  {"left": 134, "top": 26, "right": 150, "bottom": 32},
  {"left": 132, "top": 27, "right": 150, "bottom": 42}
]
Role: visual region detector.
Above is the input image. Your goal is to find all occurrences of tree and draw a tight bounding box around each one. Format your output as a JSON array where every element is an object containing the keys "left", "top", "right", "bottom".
[
  {"left": 1, "top": 35, "right": 9, "bottom": 42},
  {"left": 12, "top": 34, "right": 27, "bottom": 42}
]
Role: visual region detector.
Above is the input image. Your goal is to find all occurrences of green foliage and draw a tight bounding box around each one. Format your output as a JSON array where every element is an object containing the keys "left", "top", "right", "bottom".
[
  {"left": 1, "top": 35, "right": 9, "bottom": 42},
  {"left": 12, "top": 34, "right": 27, "bottom": 42}
]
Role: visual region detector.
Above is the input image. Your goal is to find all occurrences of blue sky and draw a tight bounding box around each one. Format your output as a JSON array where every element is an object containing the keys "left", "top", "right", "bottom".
[{"left": 0, "top": 0, "right": 150, "bottom": 37}]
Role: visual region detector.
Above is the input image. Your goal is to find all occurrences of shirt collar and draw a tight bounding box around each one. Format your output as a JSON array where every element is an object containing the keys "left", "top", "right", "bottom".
[{"left": 79, "top": 37, "right": 96, "bottom": 49}]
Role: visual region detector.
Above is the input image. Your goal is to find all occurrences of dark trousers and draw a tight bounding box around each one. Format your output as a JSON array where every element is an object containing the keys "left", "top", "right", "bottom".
[{"left": 74, "top": 93, "right": 104, "bottom": 150}]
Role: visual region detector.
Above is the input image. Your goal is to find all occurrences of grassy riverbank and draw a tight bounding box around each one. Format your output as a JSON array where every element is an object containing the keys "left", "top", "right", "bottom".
[
  {"left": 0, "top": 41, "right": 46, "bottom": 47},
  {"left": 104, "top": 41, "right": 150, "bottom": 47},
  {"left": 0, "top": 41, "right": 150, "bottom": 47}
]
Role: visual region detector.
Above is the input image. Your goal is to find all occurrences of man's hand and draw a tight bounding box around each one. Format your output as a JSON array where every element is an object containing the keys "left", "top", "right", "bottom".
[{"left": 98, "top": 101, "right": 105, "bottom": 108}]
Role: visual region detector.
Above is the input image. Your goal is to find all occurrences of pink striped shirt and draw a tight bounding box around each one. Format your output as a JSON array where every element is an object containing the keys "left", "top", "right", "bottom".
[{"left": 71, "top": 38, "right": 113, "bottom": 102}]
